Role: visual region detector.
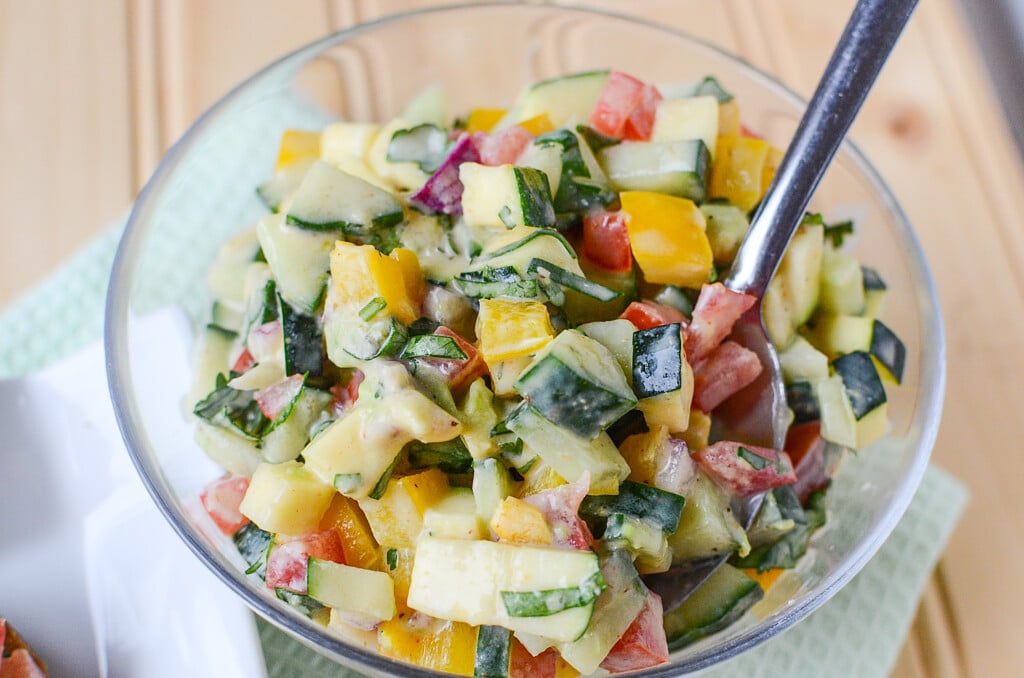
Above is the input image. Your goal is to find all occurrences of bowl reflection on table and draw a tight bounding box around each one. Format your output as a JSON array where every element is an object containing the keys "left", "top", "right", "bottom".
[{"left": 104, "top": 4, "right": 944, "bottom": 676}]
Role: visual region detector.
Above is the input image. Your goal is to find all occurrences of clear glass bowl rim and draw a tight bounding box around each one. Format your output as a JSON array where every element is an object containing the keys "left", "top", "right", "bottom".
[{"left": 104, "top": 3, "right": 946, "bottom": 676}]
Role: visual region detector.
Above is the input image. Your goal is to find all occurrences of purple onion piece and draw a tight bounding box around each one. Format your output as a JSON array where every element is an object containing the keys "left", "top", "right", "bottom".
[{"left": 409, "top": 132, "right": 479, "bottom": 215}]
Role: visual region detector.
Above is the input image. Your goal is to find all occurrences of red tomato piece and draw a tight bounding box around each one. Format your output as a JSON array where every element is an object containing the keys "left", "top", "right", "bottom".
[
  {"left": 231, "top": 348, "right": 255, "bottom": 374},
  {"left": 786, "top": 422, "right": 831, "bottom": 502},
  {"left": 684, "top": 282, "right": 757, "bottom": 363},
  {"left": 583, "top": 210, "right": 632, "bottom": 272},
  {"left": 619, "top": 300, "right": 687, "bottom": 330},
  {"left": 600, "top": 590, "right": 670, "bottom": 673},
  {"left": 475, "top": 126, "right": 534, "bottom": 166},
  {"left": 693, "top": 441, "right": 797, "bottom": 497},
  {"left": 330, "top": 369, "right": 364, "bottom": 416},
  {"left": 524, "top": 472, "right": 594, "bottom": 550},
  {"left": 691, "top": 340, "right": 763, "bottom": 413},
  {"left": 200, "top": 474, "right": 251, "bottom": 535},
  {"left": 510, "top": 641, "right": 557, "bottom": 678},
  {"left": 414, "top": 326, "right": 488, "bottom": 393},
  {"left": 266, "top": 529, "right": 346, "bottom": 593},
  {"left": 622, "top": 83, "right": 663, "bottom": 141},
  {"left": 254, "top": 373, "right": 305, "bottom": 420},
  {"left": 590, "top": 71, "right": 647, "bottom": 139},
  {"left": 0, "top": 649, "right": 46, "bottom": 678}
]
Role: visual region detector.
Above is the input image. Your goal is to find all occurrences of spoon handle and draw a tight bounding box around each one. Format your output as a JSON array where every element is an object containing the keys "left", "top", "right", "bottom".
[{"left": 724, "top": 0, "right": 918, "bottom": 298}]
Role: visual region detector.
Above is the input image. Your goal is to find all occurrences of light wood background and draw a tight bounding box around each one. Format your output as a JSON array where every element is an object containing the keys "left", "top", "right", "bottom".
[{"left": 3, "top": 1, "right": 1023, "bottom": 676}]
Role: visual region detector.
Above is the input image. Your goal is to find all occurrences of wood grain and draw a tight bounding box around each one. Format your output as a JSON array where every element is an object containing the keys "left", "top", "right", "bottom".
[{"left": 4, "top": 1, "right": 1024, "bottom": 675}]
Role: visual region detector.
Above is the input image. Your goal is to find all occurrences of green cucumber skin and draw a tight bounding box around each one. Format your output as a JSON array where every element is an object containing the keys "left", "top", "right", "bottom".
[
  {"left": 500, "top": 571, "right": 606, "bottom": 617},
  {"left": 474, "top": 625, "right": 512, "bottom": 678},
  {"left": 870, "top": 319, "right": 906, "bottom": 383},
  {"left": 233, "top": 522, "right": 273, "bottom": 578},
  {"left": 832, "top": 350, "right": 887, "bottom": 419},
  {"left": 279, "top": 294, "right": 324, "bottom": 377},
  {"left": 785, "top": 380, "right": 819, "bottom": 425},
  {"left": 406, "top": 438, "right": 474, "bottom": 474},
  {"left": 663, "top": 563, "right": 762, "bottom": 649},
  {"left": 513, "top": 167, "right": 556, "bottom": 228},
  {"left": 580, "top": 480, "right": 686, "bottom": 535},
  {"left": 632, "top": 323, "right": 684, "bottom": 399}
]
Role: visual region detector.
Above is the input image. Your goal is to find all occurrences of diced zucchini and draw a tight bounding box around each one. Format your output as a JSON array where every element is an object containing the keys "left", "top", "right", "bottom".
[
  {"left": 475, "top": 625, "right": 512, "bottom": 678},
  {"left": 515, "top": 330, "right": 637, "bottom": 439},
  {"left": 285, "top": 160, "right": 404, "bottom": 235},
  {"left": 534, "top": 128, "right": 615, "bottom": 225},
  {"left": 581, "top": 480, "right": 686, "bottom": 535},
  {"left": 745, "top": 485, "right": 802, "bottom": 549},
  {"left": 473, "top": 457, "right": 513, "bottom": 526},
  {"left": 239, "top": 461, "right": 335, "bottom": 535},
  {"left": 387, "top": 123, "right": 448, "bottom": 173},
  {"left": 278, "top": 295, "right": 324, "bottom": 377},
  {"left": 515, "top": 70, "right": 610, "bottom": 128},
  {"left": 602, "top": 513, "right": 672, "bottom": 574},
  {"left": 785, "top": 381, "right": 820, "bottom": 426},
  {"left": 206, "top": 228, "right": 263, "bottom": 308},
  {"left": 862, "top": 265, "right": 887, "bottom": 317},
  {"left": 764, "top": 222, "right": 825, "bottom": 348},
  {"left": 556, "top": 550, "right": 647, "bottom": 675},
  {"left": 407, "top": 537, "right": 602, "bottom": 642},
  {"left": 422, "top": 487, "right": 486, "bottom": 540},
  {"left": 505, "top": 404, "right": 630, "bottom": 495},
  {"left": 700, "top": 202, "right": 750, "bottom": 266},
  {"left": 577, "top": 319, "right": 636, "bottom": 386},
  {"left": 668, "top": 470, "right": 750, "bottom": 563},
  {"left": 194, "top": 420, "right": 262, "bottom": 477},
  {"left": 870, "top": 319, "right": 906, "bottom": 384},
  {"left": 562, "top": 258, "right": 636, "bottom": 325},
  {"left": 804, "top": 313, "right": 874, "bottom": 359},
  {"left": 307, "top": 557, "right": 396, "bottom": 626},
  {"left": 255, "top": 214, "right": 334, "bottom": 312},
  {"left": 662, "top": 563, "right": 762, "bottom": 649},
  {"left": 233, "top": 522, "right": 273, "bottom": 579},
  {"left": 517, "top": 141, "right": 563, "bottom": 197},
  {"left": 814, "top": 374, "right": 858, "bottom": 448},
  {"left": 733, "top": 488, "right": 827, "bottom": 572},
  {"left": 367, "top": 118, "right": 431, "bottom": 191},
  {"left": 819, "top": 247, "right": 866, "bottom": 315},
  {"left": 598, "top": 140, "right": 709, "bottom": 202},
  {"left": 833, "top": 350, "right": 888, "bottom": 422},
  {"left": 650, "top": 95, "right": 720, "bottom": 158},
  {"left": 633, "top": 323, "right": 694, "bottom": 433},
  {"left": 778, "top": 334, "right": 829, "bottom": 382},
  {"left": 259, "top": 384, "right": 332, "bottom": 464},
  {"left": 257, "top": 157, "right": 317, "bottom": 212},
  {"left": 460, "top": 163, "right": 556, "bottom": 230}
]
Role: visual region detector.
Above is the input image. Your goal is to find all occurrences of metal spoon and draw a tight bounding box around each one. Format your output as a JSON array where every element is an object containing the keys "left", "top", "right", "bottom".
[{"left": 645, "top": 0, "right": 919, "bottom": 612}]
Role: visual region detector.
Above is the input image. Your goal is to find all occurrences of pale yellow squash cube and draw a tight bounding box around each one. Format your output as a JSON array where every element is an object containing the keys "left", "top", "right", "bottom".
[{"left": 239, "top": 460, "right": 335, "bottom": 536}]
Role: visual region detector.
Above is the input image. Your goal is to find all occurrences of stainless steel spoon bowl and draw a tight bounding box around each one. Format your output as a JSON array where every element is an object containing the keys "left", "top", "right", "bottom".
[{"left": 647, "top": 0, "right": 919, "bottom": 612}]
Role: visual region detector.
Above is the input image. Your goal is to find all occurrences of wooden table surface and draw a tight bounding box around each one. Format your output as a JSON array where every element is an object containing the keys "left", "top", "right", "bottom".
[{"left": 3, "top": 1, "right": 1022, "bottom": 676}]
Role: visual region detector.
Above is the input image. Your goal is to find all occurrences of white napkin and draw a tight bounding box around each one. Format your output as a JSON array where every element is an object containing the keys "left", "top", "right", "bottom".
[{"left": 0, "top": 310, "right": 266, "bottom": 677}]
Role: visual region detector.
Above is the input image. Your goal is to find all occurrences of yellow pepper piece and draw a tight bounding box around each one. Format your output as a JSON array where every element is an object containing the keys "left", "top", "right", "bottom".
[
  {"left": 275, "top": 129, "right": 321, "bottom": 171},
  {"left": 319, "top": 494, "right": 380, "bottom": 570},
  {"left": 395, "top": 468, "right": 450, "bottom": 516},
  {"left": 360, "top": 469, "right": 450, "bottom": 548},
  {"left": 384, "top": 547, "right": 416, "bottom": 606},
  {"left": 710, "top": 135, "right": 772, "bottom": 212},
  {"left": 518, "top": 460, "right": 566, "bottom": 497},
  {"left": 389, "top": 247, "right": 426, "bottom": 309},
  {"left": 620, "top": 191, "right": 713, "bottom": 288},
  {"left": 378, "top": 616, "right": 476, "bottom": 676},
  {"left": 679, "top": 408, "right": 712, "bottom": 452},
  {"left": 518, "top": 113, "right": 555, "bottom": 136},
  {"left": 476, "top": 299, "right": 555, "bottom": 366},
  {"left": 742, "top": 567, "right": 786, "bottom": 591},
  {"left": 490, "top": 496, "right": 554, "bottom": 545},
  {"left": 555, "top": 657, "right": 582, "bottom": 678},
  {"left": 465, "top": 107, "right": 508, "bottom": 134},
  {"left": 330, "top": 241, "right": 420, "bottom": 324}
]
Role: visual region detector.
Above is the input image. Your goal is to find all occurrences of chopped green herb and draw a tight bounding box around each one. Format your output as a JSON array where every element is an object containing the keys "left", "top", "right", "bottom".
[{"left": 358, "top": 296, "right": 388, "bottom": 321}]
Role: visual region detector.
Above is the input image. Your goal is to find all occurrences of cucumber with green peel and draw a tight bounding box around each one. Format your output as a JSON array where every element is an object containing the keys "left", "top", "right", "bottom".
[
  {"left": 814, "top": 374, "right": 858, "bottom": 448},
  {"left": 474, "top": 625, "right": 512, "bottom": 678},
  {"left": 306, "top": 557, "right": 397, "bottom": 626},
  {"left": 500, "top": 571, "right": 606, "bottom": 617},
  {"left": 233, "top": 521, "right": 273, "bottom": 578},
  {"left": 832, "top": 350, "right": 887, "bottom": 420},
  {"left": 285, "top": 160, "right": 405, "bottom": 235},
  {"left": 701, "top": 202, "right": 750, "bottom": 265},
  {"left": 598, "top": 139, "right": 709, "bottom": 202},
  {"left": 191, "top": 324, "right": 237, "bottom": 404},
  {"left": 869, "top": 319, "right": 906, "bottom": 384},
  {"left": 577, "top": 319, "right": 635, "bottom": 386},
  {"left": 778, "top": 334, "right": 829, "bottom": 382},
  {"left": 580, "top": 479, "right": 686, "bottom": 535},
  {"left": 785, "top": 380, "right": 819, "bottom": 425},
  {"left": 460, "top": 163, "right": 556, "bottom": 230},
  {"left": 257, "top": 157, "right": 316, "bottom": 213},
  {"left": 279, "top": 295, "right": 324, "bottom": 377},
  {"left": 602, "top": 513, "right": 672, "bottom": 574},
  {"left": 514, "top": 70, "right": 610, "bottom": 128},
  {"left": 862, "top": 265, "right": 887, "bottom": 317},
  {"left": 405, "top": 437, "right": 473, "bottom": 474},
  {"left": 745, "top": 484, "right": 803, "bottom": 549},
  {"left": 819, "top": 247, "right": 866, "bottom": 315},
  {"left": 668, "top": 470, "right": 750, "bottom": 563},
  {"left": 534, "top": 128, "right": 616, "bottom": 226},
  {"left": 259, "top": 383, "right": 332, "bottom": 464},
  {"left": 662, "top": 563, "right": 762, "bottom": 649},
  {"left": 733, "top": 489, "right": 826, "bottom": 572},
  {"left": 650, "top": 95, "right": 719, "bottom": 158},
  {"left": 473, "top": 457, "right": 513, "bottom": 525}
]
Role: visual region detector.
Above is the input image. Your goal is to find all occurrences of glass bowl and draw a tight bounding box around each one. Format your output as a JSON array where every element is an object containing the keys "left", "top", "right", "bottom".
[{"left": 105, "top": 3, "right": 945, "bottom": 676}]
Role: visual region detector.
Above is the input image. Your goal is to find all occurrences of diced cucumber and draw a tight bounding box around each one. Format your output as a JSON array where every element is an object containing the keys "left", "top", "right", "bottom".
[
  {"left": 233, "top": 522, "right": 273, "bottom": 579},
  {"left": 662, "top": 563, "right": 762, "bottom": 649},
  {"left": 870, "top": 319, "right": 906, "bottom": 384},
  {"left": 602, "top": 513, "right": 672, "bottom": 574},
  {"left": 460, "top": 163, "right": 556, "bottom": 230},
  {"left": 650, "top": 95, "right": 720, "bottom": 158},
  {"left": 422, "top": 487, "right": 486, "bottom": 540},
  {"left": 367, "top": 118, "right": 431, "bottom": 191},
  {"left": 577, "top": 319, "right": 636, "bottom": 386},
  {"left": 286, "top": 160, "right": 404, "bottom": 235},
  {"left": 190, "top": 324, "right": 237, "bottom": 405},
  {"left": 257, "top": 157, "right": 317, "bottom": 212},
  {"left": 733, "top": 488, "right": 826, "bottom": 572},
  {"left": 279, "top": 295, "right": 324, "bottom": 377},
  {"left": 701, "top": 202, "right": 750, "bottom": 266},
  {"left": 785, "top": 381, "right": 820, "bottom": 426},
  {"left": 561, "top": 257, "right": 636, "bottom": 325},
  {"left": 779, "top": 222, "right": 826, "bottom": 327},
  {"left": 259, "top": 384, "right": 332, "bottom": 464},
  {"left": 580, "top": 479, "right": 686, "bottom": 534},
  {"left": 475, "top": 625, "right": 512, "bottom": 678},
  {"left": 745, "top": 485, "right": 802, "bottom": 549},
  {"left": 819, "top": 247, "right": 866, "bottom": 315},
  {"left": 598, "top": 139, "right": 709, "bottom": 202},
  {"left": 206, "top": 228, "right": 263, "bottom": 308},
  {"left": 406, "top": 437, "right": 473, "bottom": 474},
  {"left": 387, "top": 123, "right": 448, "bottom": 173},
  {"left": 862, "top": 265, "right": 887, "bottom": 317},
  {"left": 473, "top": 457, "right": 513, "bottom": 526},
  {"left": 306, "top": 557, "right": 397, "bottom": 626},
  {"left": 527, "top": 258, "right": 620, "bottom": 303},
  {"left": 778, "top": 334, "right": 829, "bottom": 382},
  {"left": 194, "top": 420, "right": 262, "bottom": 477},
  {"left": 668, "top": 470, "right": 749, "bottom": 563},
  {"left": 515, "top": 70, "right": 610, "bottom": 128},
  {"left": 505, "top": 404, "right": 630, "bottom": 495},
  {"left": 556, "top": 550, "right": 647, "bottom": 675},
  {"left": 500, "top": 571, "right": 606, "bottom": 617},
  {"left": 256, "top": 214, "right": 333, "bottom": 312},
  {"left": 814, "top": 374, "right": 858, "bottom": 448},
  {"left": 407, "top": 537, "right": 602, "bottom": 642},
  {"left": 633, "top": 323, "right": 694, "bottom": 433},
  {"left": 534, "top": 128, "right": 615, "bottom": 226},
  {"left": 515, "top": 330, "right": 637, "bottom": 439},
  {"left": 833, "top": 350, "right": 887, "bottom": 420},
  {"left": 804, "top": 313, "right": 874, "bottom": 359},
  {"left": 517, "top": 141, "right": 563, "bottom": 198},
  {"left": 211, "top": 301, "right": 245, "bottom": 333}
]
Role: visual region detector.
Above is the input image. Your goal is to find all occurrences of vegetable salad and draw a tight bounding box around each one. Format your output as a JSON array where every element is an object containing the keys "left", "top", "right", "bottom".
[{"left": 191, "top": 69, "right": 905, "bottom": 676}]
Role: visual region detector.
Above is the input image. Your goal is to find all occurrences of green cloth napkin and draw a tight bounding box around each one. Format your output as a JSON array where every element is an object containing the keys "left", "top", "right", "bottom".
[{"left": 0, "top": 222, "right": 967, "bottom": 677}]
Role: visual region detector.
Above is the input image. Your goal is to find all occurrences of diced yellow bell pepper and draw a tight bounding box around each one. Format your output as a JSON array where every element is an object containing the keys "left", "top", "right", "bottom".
[
  {"left": 742, "top": 567, "right": 786, "bottom": 591},
  {"left": 378, "top": 615, "right": 476, "bottom": 676},
  {"left": 619, "top": 425, "right": 671, "bottom": 486},
  {"left": 359, "top": 469, "right": 450, "bottom": 548},
  {"left": 710, "top": 135, "right": 772, "bottom": 212},
  {"left": 718, "top": 100, "right": 742, "bottom": 137},
  {"left": 383, "top": 547, "right": 416, "bottom": 606},
  {"left": 556, "top": 657, "right": 582, "bottom": 678},
  {"left": 275, "top": 129, "right": 321, "bottom": 171},
  {"left": 330, "top": 241, "right": 420, "bottom": 324},
  {"left": 679, "top": 408, "right": 712, "bottom": 452},
  {"left": 319, "top": 494, "right": 380, "bottom": 570},
  {"left": 396, "top": 468, "right": 450, "bottom": 515},
  {"left": 465, "top": 107, "right": 508, "bottom": 134},
  {"left": 518, "top": 113, "right": 555, "bottom": 136},
  {"left": 476, "top": 299, "right": 555, "bottom": 366},
  {"left": 239, "top": 461, "right": 334, "bottom": 536},
  {"left": 620, "top": 191, "right": 713, "bottom": 288},
  {"left": 490, "top": 496, "right": 553, "bottom": 545},
  {"left": 518, "top": 460, "right": 566, "bottom": 497},
  {"left": 390, "top": 248, "right": 426, "bottom": 308}
]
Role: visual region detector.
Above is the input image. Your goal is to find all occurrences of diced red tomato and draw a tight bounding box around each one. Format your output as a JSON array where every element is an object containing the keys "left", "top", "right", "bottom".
[
  {"left": 331, "top": 369, "right": 364, "bottom": 416},
  {"left": 583, "top": 210, "right": 632, "bottom": 272},
  {"left": 413, "top": 326, "right": 488, "bottom": 393},
  {"left": 600, "top": 590, "right": 670, "bottom": 673},
  {"left": 622, "top": 83, "right": 663, "bottom": 141},
  {"left": 510, "top": 641, "right": 557, "bottom": 678},
  {"left": 231, "top": 348, "right": 255, "bottom": 374},
  {"left": 475, "top": 126, "right": 534, "bottom": 166},
  {"left": 266, "top": 529, "right": 346, "bottom": 594},
  {"left": 590, "top": 71, "right": 661, "bottom": 141},
  {"left": 787, "top": 421, "right": 831, "bottom": 502},
  {"left": 693, "top": 441, "right": 797, "bottom": 497},
  {"left": 254, "top": 373, "right": 305, "bottom": 420},
  {"left": 200, "top": 474, "right": 250, "bottom": 536},
  {"left": 0, "top": 649, "right": 46, "bottom": 678},
  {"left": 524, "top": 472, "right": 594, "bottom": 550},
  {"left": 691, "top": 340, "right": 763, "bottom": 413},
  {"left": 684, "top": 283, "right": 757, "bottom": 363},
  {"left": 619, "top": 300, "right": 687, "bottom": 330}
]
